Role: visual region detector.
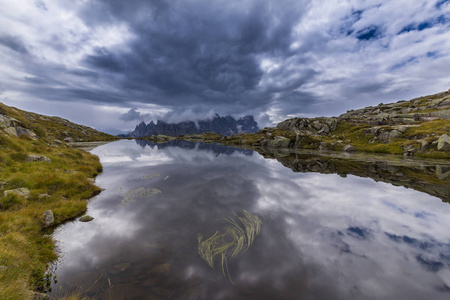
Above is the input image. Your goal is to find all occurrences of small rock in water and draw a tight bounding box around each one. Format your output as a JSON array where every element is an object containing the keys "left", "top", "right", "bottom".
[
  {"left": 43, "top": 210, "right": 54, "bottom": 227},
  {"left": 79, "top": 215, "right": 94, "bottom": 222}
]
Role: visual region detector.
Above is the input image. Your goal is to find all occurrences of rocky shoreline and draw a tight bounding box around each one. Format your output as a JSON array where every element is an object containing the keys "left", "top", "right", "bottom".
[{"left": 167, "top": 89, "right": 450, "bottom": 158}]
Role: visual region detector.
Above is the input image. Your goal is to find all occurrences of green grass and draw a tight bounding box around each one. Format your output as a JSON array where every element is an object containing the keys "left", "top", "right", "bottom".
[{"left": 1, "top": 103, "right": 109, "bottom": 299}]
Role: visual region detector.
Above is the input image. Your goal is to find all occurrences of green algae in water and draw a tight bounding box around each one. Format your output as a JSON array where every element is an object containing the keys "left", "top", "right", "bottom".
[
  {"left": 119, "top": 187, "right": 162, "bottom": 206},
  {"left": 141, "top": 173, "right": 161, "bottom": 179},
  {"left": 198, "top": 210, "right": 262, "bottom": 282}
]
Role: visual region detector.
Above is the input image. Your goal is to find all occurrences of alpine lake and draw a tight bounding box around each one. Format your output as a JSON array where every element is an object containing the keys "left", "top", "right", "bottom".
[{"left": 49, "top": 139, "right": 450, "bottom": 300}]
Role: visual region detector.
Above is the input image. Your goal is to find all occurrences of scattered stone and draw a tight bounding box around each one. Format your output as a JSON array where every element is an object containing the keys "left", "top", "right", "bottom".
[
  {"left": 437, "top": 134, "right": 450, "bottom": 151},
  {"left": 43, "top": 210, "right": 54, "bottom": 227},
  {"left": 26, "top": 155, "right": 51, "bottom": 162},
  {"left": 87, "top": 178, "right": 95, "bottom": 184},
  {"left": 343, "top": 145, "right": 356, "bottom": 152},
  {"left": 79, "top": 215, "right": 94, "bottom": 222},
  {"left": 0, "top": 265, "right": 7, "bottom": 272},
  {"left": 38, "top": 194, "right": 51, "bottom": 199},
  {"left": 4, "top": 188, "right": 31, "bottom": 198},
  {"left": 402, "top": 145, "right": 418, "bottom": 157},
  {"left": 319, "top": 142, "right": 328, "bottom": 151},
  {"left": 421, "top": 140, "right": 433, "bottom": 151}
]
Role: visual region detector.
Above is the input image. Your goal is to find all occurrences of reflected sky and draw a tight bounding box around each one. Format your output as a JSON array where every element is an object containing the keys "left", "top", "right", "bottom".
[{"left": 50, "top": 140, "right": 450, "bottom": 300}]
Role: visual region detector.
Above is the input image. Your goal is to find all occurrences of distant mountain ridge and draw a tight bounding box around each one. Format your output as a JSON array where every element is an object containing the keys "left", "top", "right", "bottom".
[{"left": 130, "top": 114, "right": 259, "bottom": 137}]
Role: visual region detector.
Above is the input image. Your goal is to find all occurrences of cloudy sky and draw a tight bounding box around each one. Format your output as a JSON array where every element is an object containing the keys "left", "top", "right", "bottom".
[{"left": 0, "top": 0, "right": 449, "bottom": 133}]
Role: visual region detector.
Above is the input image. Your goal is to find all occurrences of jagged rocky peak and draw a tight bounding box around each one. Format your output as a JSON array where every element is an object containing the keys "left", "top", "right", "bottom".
[{"left": 130, "top": 114, "right": 259, "bottom": 138}]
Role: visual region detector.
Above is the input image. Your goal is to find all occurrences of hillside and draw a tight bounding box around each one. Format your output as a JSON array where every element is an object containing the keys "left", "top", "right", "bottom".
[
  {"left": 0, "top": 103, "right": 116, "bottom": 300},
  {"left": 178, "top": 90, "right": 450, "bottom": 159}
]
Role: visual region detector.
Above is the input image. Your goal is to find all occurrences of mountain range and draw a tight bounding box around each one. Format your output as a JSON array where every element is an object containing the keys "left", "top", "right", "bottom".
[{"left": 129, "top": 114, "right": 259, "bottom": 137}]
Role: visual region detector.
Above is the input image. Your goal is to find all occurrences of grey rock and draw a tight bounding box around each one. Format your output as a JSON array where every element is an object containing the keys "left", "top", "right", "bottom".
[
  {"left": 4, "top": 188, "right": 31, "bottom": 198},
  {"left": 268, "top": 136, "right": 292, "bottom": 148},
  {"left": 43, "top": 210, "right": 54, "bottom": 227},
  {"left": 437, "top": 134, "right": 450, "bottom": 151},
  {"left": 319, "top": 142, "right": 328, "bottom": 151},
  {"left": 0, "top": 265, "right": 7, "bottom": 272},
  {"left": 436, "top": 165, "right": 450, "bottom": 180},
  {"left": 26, "top": 155, "right": 51, "bottom": 162},
  {"left": 343, "top": 145, "right": 356, "bottom": 152},
  {"left": 79, "top": 215, "right": 94, "bottom": 222}
]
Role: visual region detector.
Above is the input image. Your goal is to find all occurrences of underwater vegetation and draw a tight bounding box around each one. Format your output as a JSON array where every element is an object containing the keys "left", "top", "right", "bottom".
[
  {"left": 118, "top": 187, "right": 162, "bottom": 206},
  {"left": 198, "top": 210, "right": 262, "bottom": 283}
]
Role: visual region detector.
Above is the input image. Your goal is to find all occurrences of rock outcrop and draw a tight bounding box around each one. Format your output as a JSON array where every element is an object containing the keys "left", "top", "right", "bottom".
[
  {"left": 437, "top": 134, "right": 450, "bottom": 151},
  {"left": 130, "top": 114, "right": 259, "bottom": 137}
]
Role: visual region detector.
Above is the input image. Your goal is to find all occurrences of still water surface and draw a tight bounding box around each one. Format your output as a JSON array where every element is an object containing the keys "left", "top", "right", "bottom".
[{"left": 50, "top": 140, "right": 450, "bottom": 300}]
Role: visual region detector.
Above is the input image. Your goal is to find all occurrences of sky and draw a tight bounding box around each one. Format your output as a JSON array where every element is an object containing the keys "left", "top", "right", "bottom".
[{"left": 0, "top": 0, "right": 449, "bottom": 134}]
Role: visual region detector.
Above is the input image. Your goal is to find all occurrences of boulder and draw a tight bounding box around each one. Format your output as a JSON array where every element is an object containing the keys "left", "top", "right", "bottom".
[
  {"left": 26, "top": 155, "right": 51, "bottom": 162},
  {"left": 4, "top": 188, "right": 31, "bottom": 198},
  {"left": 0, "top": 115, "right": 37, "bottom": 138},
  {"left": 343, "top": 145, "right": 356, "bottom": 152},
  {"left": 437, "top": 134, "right": 450, "bottom": 151},
  {"left": 267, "top": 136, "right": 292, "bottom": 148},
  {"left": 43, "top": 210, "right": 54, "bottom": 227},
  {"left": 79, "top": 215, "right": 94, "bottom": 222}
]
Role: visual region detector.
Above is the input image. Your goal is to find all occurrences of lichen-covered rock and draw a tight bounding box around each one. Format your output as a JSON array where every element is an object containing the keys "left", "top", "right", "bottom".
[
  {"left": 26, "top": 155, "right": 51, "bottom": 162},
  {"left": 43, "top": 210, "right": 54, "bottom": 227},
  {"left": 79, "top": 215, "right": 94, "bottom": 222},
  {"left": 267, "top": 136, "right": 292, "bottom": 148},
  {"left": 437, "top": 134, "right": 450, "bottom": 151},
  {"left": 0, "top": 114, "right": 37, "bottom": 138},
  {"left": 343, "top": 145, "right": 356, "bottom": 152},
  {"left": 4, "top": 188, "right": 31, "bottom": 198}
]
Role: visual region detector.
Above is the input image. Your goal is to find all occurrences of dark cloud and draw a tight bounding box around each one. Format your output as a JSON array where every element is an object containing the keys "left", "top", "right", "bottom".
[
  {"left": 1, "top": 0, "right": 450, "bottom": 130},
  {"left": 77, "top": 0, "right": 308, "bottom": 111},
  {"left": 0, "top": 35, "right": 29, "bottom": 54},
  {"left": 119, "top": 108, "right": 151, "bottom": 122}
]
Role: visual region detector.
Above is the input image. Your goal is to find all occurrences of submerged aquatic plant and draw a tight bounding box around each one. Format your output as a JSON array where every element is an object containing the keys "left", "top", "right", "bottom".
[
  {"left": 198, "top": 210, "right": 262, "bottom": 282},
  {"left": 141, "top": 173, "right": 161, "bottom": 179},
  {"left": 118, "top": 187, "right": 161, "bottom": 206}
]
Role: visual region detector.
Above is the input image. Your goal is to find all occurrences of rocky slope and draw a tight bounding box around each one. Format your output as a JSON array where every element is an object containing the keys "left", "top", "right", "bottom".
[
  {"left": 0, "top": 102, "right": 115, "bottom": 143},
  {"left": 178, "top": 90, "right": 450, "bottom": 159},
  {"left": 130, "top": 114, "right": 259, "bottom": 137}
]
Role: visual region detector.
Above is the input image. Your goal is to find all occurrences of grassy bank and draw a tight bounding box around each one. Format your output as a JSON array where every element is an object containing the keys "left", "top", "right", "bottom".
[
  {"left": 0, "top": 102, "right": 115, "bottom": 299},
  {"left": 0, "top": 134, "right": 103, "bottom": 299}
]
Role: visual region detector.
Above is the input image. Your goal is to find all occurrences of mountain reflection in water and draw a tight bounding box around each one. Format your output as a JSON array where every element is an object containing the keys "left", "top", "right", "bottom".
[{"left": 50, "top": 140, "right": 450, "bottom": 300}]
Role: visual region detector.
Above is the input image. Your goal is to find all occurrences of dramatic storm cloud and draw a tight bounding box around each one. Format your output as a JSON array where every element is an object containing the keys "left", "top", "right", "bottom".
[{"left": 0, "top": 0, "right": 449, "bottom": 132}]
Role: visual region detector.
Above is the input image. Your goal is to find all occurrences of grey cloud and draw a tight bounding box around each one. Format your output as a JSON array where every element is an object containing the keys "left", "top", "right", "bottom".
[
  {"left": 119, "top": 108, "right": 151, "bottom": 122},
  {"left": 0, "top": 35, "right": 29, "bottom": 54},
  {"left": 34, "top": 0, "right": 48, "bottom": 11},
  {"left": 1, "top": 0, "right": 450, "bottom": 130}
]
